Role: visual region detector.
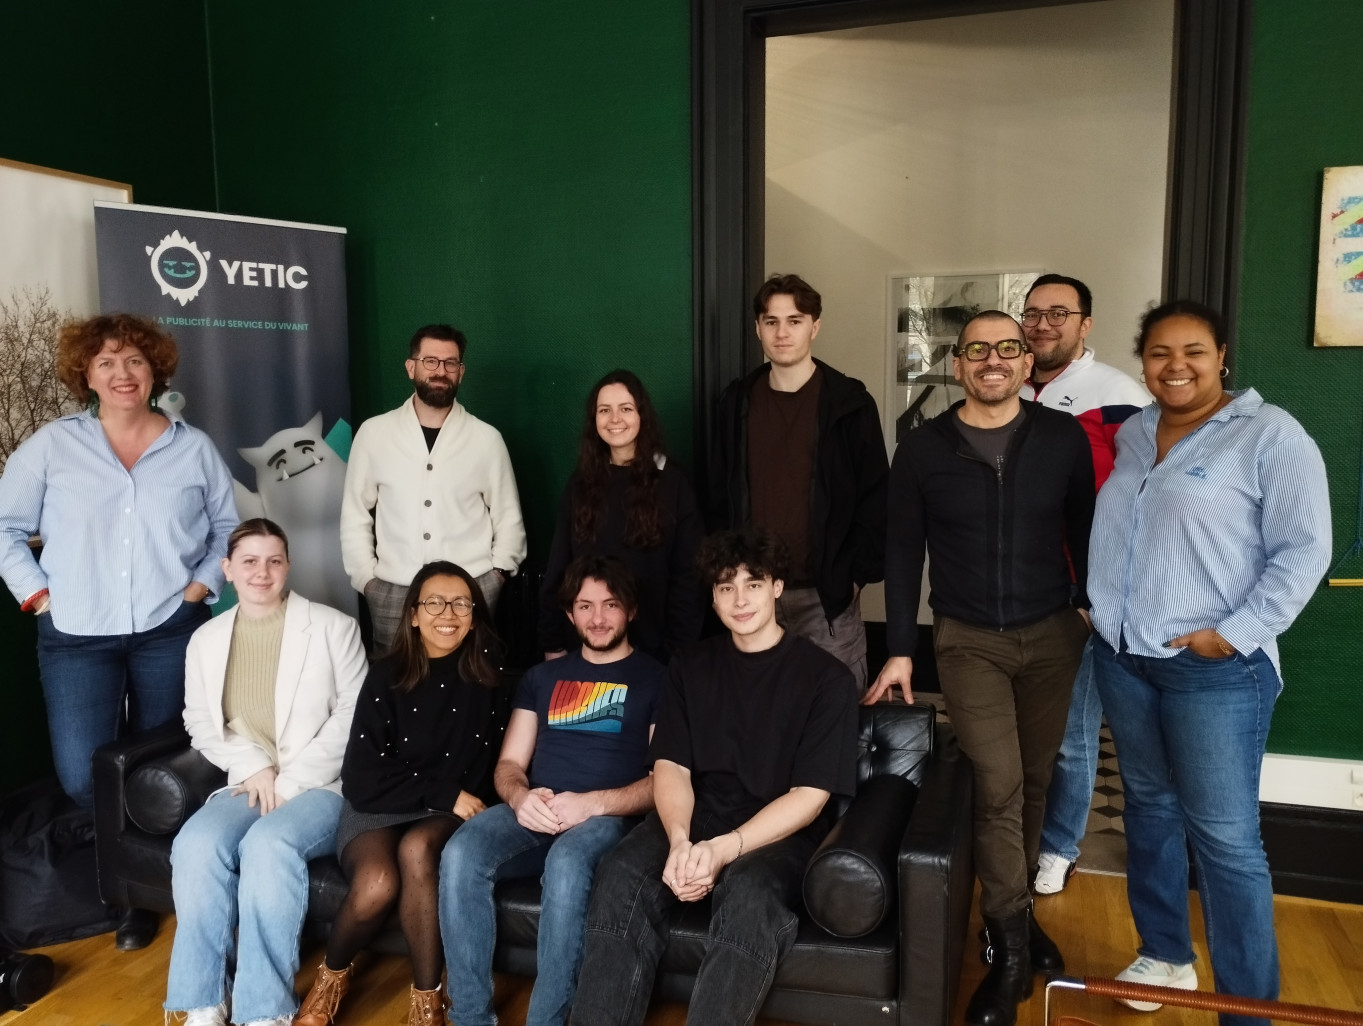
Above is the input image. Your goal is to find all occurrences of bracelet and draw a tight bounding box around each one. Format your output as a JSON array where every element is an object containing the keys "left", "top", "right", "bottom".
[
  {"left": 733, "top": 829, "right": 744, "bottom": 858},
  {"left": 20, "top": 588, "right": 49, "bottom": 613}
]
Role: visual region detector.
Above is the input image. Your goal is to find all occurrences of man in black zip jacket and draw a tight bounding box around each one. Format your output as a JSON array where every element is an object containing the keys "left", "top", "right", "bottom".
[
  {"left": 709, "top": 273, "right": 889, "bottom": 688},
  {"left": 865, "top": 310, "right": 1094, "bottom": 1026}
]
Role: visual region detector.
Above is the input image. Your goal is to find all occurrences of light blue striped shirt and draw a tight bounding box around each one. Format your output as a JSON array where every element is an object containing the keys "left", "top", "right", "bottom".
[
  {"left": 0, "top": 411, "right": 238, "bottom": 636},
  {"left": 1088, "top": 389, "right": 1331, "bottom": 676}
]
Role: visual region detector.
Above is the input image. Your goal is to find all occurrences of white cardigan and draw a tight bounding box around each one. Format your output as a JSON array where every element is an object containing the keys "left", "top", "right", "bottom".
[
  {"left": 182, "top": 591, "right": 367, "bottom": 801},
  {"left": 339, "top": 396, "right": 527, "bottom": 591}
]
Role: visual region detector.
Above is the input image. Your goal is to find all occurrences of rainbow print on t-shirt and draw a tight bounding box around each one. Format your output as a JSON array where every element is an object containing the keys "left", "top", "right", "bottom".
[{"left": 547, "top": 679, "right": 627, "bottom": 733}]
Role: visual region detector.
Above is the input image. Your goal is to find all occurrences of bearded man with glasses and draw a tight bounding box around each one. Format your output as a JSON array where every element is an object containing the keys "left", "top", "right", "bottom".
[
  {"left": 866, "top": 310, "right": 1095, "bottom": 1026},
  {"left": 341, "top": 323, "right": 526, "bottom": 651}
]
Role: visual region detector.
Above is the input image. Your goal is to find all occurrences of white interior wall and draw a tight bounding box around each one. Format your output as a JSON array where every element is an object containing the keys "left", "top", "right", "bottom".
[{"left": 765, "top": 0, "right": 1174, "bottom": 621}]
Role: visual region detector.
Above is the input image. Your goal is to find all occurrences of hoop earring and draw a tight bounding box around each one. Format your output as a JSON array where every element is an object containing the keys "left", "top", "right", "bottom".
[
  {"left": 1219, "top": 366, "right": 1229, "bottom": 379},
  {"left": 1139, "top": 373, "right": 1146, "bottom": 384}
]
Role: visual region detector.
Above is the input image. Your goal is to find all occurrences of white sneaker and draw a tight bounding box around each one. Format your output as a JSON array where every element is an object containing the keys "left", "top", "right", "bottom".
[
  {"left": 242, "top": 1017, "right": 293, "bottom": 1026},
  {"left": 1115, "top": 955, "right": 1198, "bottom": 1010},
  {"left": 1033, "top": 852, "right": 1075, "bottom": 895},
  {"left": 181, "top": 1003, "right": 228, "bottom": 1026}
]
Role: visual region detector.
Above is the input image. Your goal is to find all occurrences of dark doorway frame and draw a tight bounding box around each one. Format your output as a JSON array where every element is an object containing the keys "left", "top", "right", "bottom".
[{"left": 691, "top": 0, "right": 1252, "bottom": 463}]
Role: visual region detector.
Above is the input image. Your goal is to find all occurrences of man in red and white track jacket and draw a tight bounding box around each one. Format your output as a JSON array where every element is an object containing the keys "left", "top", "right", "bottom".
[{"left": 1020, "top": 274, "right": 1148, "bottom": 897}]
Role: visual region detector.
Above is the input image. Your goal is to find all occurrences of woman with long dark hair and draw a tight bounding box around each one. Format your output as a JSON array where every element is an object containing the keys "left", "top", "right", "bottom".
[
  {"left": 293, "top": 561, "right": 504, "bottom": 1026},
  {"left": 538, "top": 370, "right": 702, "bottom": 662}
]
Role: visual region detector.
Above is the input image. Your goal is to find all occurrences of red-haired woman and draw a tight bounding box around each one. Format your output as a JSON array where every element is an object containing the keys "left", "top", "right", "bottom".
[{"left": 0, "top": 313, "right": 236, "bottom": 947}]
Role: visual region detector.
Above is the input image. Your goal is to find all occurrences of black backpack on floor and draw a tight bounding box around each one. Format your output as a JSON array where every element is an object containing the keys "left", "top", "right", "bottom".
[{"left": 0, "top": 777, "right": 121, "bottom": 948}]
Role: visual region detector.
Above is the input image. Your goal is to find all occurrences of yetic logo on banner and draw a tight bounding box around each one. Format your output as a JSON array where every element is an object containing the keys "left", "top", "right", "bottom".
[{"left": 146, "top": 228, "right": 310, "bottom": 307}]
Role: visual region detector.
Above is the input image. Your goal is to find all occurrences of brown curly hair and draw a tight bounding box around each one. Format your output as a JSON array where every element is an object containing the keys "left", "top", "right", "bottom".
[{"left": 56, "top": 313, "right": 179, "bottom": 405}]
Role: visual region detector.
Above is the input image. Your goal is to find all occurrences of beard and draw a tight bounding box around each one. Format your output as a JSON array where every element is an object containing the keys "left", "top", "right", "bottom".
[
  {"left": 414, "top": 376, "right": 457, "bottom": 408},
  {"left": 1028, "top": 337, "right": 1082, "bottom": 374},
  {"left": 578, "top": 622, "right": 629, "bottom": 653}
]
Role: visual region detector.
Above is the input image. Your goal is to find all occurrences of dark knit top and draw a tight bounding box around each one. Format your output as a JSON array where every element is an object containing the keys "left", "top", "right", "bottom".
[
  {"left": 537, "top": 461, "right": 704, "bottom": 661},
  {"left": 340, "top": 651, "right": 502, "bottom": 814}
]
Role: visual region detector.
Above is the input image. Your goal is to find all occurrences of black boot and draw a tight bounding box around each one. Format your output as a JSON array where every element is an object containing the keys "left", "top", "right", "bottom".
[
  {"left": 1028, "top": 903, "right": 1064, "bottom": 974},
  {"left": 965, "top": 908, "right": 1032, "bottom": 1026},
  {"left": 114, "top": 906, "right": 159, "bottom": 951}
]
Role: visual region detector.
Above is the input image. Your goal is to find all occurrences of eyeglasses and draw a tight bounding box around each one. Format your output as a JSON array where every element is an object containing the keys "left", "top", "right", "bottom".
[
  {"left": 957, "top": 339, "right": 1027, "bottom": 361},
  {"left": 419, "top": 596, "right": 475, "bottom": 616},
  {"left": 1021, "top": 308, "right": 1084, "bottom": 328},
  {"left": 416, "top": 356, "right": 463, "bottom": 373}
]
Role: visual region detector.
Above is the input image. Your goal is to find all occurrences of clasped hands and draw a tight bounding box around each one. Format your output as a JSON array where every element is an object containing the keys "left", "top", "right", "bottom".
[
  {"left": 511, "top": 787, "right": 597, "bottom": 835},
  {"left": 662, "top": 833, "right": 739, "bottom": 902}
]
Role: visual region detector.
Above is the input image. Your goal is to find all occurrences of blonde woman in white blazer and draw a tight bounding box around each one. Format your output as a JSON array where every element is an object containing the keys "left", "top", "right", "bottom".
[{"left": 164, "top": 519, "right": 367, "bottom": 1026}]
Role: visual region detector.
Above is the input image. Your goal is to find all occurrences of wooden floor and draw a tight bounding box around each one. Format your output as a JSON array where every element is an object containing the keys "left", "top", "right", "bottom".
[{"left": 9, "top": 872, "right": 1362, "bottom": 1026}]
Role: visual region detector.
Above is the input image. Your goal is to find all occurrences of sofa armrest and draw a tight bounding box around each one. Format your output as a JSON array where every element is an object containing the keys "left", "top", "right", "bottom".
[
  {"left": 804, "top": 774, "right": 919, "bottom": 937},
  {"left": 126, "top": 745, "right": 227, "bottom": 835},
  {"left": 92, "top": 721, "right": 194, "bottom": 905},
  {"left": 896, "top": 723, "right": 974, "bottom": 1026}
]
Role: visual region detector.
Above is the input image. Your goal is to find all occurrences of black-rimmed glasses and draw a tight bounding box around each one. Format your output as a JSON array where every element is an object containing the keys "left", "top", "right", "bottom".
[
  {"left": 957, "top": 339, "right": 1027, "bottom": 362},
  {"left": 420, "top": 596, "right": 475, "bottom": 616},
  {"left": 417, "top": 356, "right": 463, "bottom": 373},
  {"left": 1021, "top": 308, "right": 1084, "bottom": 328}
]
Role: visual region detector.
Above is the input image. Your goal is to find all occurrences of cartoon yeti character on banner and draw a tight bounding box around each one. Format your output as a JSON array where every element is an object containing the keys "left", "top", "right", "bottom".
[{"left": 235, "top": 412, "right": 355, "bottom": 616}]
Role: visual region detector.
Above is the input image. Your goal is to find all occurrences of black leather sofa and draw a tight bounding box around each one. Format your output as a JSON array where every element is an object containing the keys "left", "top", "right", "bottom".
[{"left": 93, "top": 701, "right": 973, "bottom": 1026}]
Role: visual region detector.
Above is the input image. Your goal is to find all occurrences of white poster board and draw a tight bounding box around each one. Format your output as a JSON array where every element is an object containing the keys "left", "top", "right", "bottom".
[{"left": 0, "top": 158, "right": 131, "bottom": 470}]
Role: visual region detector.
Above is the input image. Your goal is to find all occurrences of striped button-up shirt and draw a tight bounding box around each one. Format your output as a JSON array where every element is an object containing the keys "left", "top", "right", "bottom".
[
  {"left": 0, "top": 411, "right": 237, "bottom": 636},
  {"left": 1088, "top": 388, "right": 1331, "bottom": 676}
]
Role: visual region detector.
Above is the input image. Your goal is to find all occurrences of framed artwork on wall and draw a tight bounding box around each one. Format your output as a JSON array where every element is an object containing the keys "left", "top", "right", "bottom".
[
  {"left": 1315, "top": 165, "right": 1363, "bottom": 347},
  {"left": 885, "top": 269, "right": 1040, "bottom": 445}
]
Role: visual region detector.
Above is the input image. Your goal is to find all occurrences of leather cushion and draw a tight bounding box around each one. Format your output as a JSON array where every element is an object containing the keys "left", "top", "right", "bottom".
[
  {"left": 803, "top": 774, "right": 918, "bottom": 937},
  {"left": 124, "top": 747, "right": 225, "bottom": 835}
]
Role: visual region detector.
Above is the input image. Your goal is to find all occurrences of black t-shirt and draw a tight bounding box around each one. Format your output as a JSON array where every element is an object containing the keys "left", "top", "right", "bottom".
[
  {"left": 517, "top": 649, "right": 664, "bottom": 794},
  {"left": 649, "top": 631, "right": 859, "bottom": 842},
  {"left": 953, "top": 407, "right": 1022, "bottom": 474}
]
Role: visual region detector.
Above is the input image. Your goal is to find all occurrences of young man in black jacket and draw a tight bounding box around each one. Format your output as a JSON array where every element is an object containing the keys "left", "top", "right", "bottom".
[
  {"left": 865, "top": 310, "right": 1095, "bottom": 1026},
  {"left": 709, "top": 274, "right": 888, "bottom": 687}
]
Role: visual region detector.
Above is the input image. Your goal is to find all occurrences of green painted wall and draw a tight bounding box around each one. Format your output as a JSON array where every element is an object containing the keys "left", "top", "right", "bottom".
[
  {"left": 5, "top": 0, "right": 1360, "bottom": 792},
  {"left": 1, "top": 2, "right": 216, "bottom": 792},
  {"left": 1238, "top": 0, "right": 1363, "bottom": 757},
  {"left": 203, "top": 1, "right": 694, "bottom": 557}
]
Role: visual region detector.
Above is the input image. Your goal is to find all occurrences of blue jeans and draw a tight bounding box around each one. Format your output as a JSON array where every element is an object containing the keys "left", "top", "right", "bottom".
[
  {"left": 568, "top": 810, "right": 811, "bottom": 1026},
  {"left": 165, "top": 788, "right": 343, "bottom": 1022},
  {"left": 1092, "top": 635, "right": 1280, "bottom": 1026},
  {"left": 36, "top": 598, "right": 208, "bottom": 807},
  {"left": 1040, "top": 637, "right": 1100, "bottom": 864},
  {"left": 440, "top": 804, "right": 632, "bottom": 1026}
]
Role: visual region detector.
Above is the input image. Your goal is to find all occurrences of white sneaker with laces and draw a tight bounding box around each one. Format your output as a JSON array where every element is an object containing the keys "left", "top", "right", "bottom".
[
  {"left": 181, "top": 1003, "right": 228, "bottom": 1026},
  {"left": 1033, "top": 852, "right": 1075, "bottom": 895},
  {"left": 1115, "top": 955, "right": 1198, "bottom": 1010}
]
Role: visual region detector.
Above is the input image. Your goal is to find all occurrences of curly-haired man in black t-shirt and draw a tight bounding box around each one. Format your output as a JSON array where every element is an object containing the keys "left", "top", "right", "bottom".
[{"left": 569, "top": 527, "right": 859, "bottom": 1026}]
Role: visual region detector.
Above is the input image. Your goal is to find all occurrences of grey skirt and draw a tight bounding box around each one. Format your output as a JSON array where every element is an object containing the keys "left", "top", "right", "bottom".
[{"left": 334, "top": 800, "right": 455, "bottom": 859}]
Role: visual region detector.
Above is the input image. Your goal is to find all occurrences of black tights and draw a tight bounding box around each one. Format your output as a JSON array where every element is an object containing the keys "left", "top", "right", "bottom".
[{"left": 325, "top": 815, "right": 459, "bottom": 990}]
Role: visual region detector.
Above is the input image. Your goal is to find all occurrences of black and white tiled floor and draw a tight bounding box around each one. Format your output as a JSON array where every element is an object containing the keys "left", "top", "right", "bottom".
[{"left": 1081, "top": 723, "right": 1127, "bottom": 875}]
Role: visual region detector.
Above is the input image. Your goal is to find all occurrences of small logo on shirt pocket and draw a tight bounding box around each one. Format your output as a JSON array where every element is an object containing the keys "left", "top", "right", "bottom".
[{"left": 1185, "top": 466, "right": 1208, "bottom": 479}]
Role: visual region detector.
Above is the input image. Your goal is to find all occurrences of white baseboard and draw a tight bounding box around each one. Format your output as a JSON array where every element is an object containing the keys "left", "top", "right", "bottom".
[{"left": 1260, "top": 753, "right": 1363, "bottom": 811}]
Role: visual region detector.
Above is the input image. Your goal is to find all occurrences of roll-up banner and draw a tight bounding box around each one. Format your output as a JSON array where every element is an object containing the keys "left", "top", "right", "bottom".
[{"left": 94, "top": 202, "right": 355, "bottom": 615}]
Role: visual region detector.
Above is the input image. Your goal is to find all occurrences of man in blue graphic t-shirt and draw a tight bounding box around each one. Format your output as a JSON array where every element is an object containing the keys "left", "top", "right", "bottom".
[{"left": 439, "top": 554, "right": 663, "bottom": 1026}]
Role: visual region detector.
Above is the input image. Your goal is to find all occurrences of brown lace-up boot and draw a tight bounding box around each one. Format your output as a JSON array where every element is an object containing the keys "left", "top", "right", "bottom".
[
  {"left": 292, "top": 962, "right": 352, "bottom": 1026},
  {"left": 406, "top": 983, "right": 448, "bottom": 1026}
]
